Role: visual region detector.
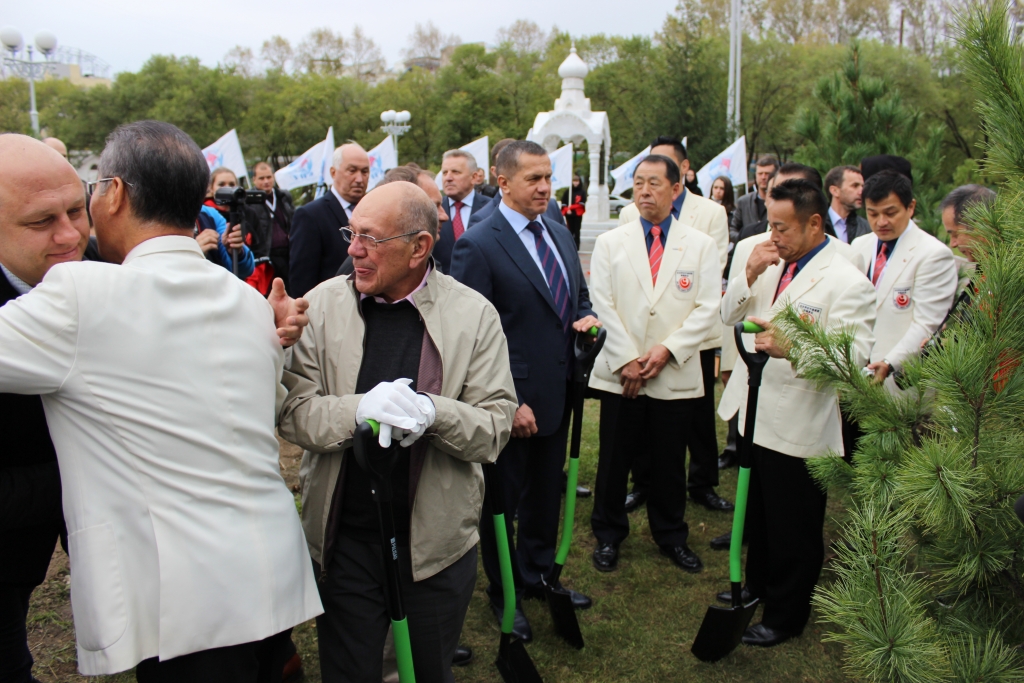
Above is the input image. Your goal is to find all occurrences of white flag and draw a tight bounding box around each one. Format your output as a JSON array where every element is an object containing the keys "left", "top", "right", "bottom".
[
  {"left": 435, "top": 136, "right": 490, "bottom": 189},
  {"left": 609, "top": 146, "right": 651, "bottom": 193},
  {"left": 275, "top": 128, "right": 336, "bottom": 191},
  {"left": 314, "top": 127, "right": 335, "bottom": 198},
  {"left": 549, "top": 143, "right": 574, "bottom": 191},
  {"left": 202, "top": 129, "right": 248, "bottom": 185},
  {"left": 696, "top": 136, "right": 747, "bottom": 196},
  {"left": 367, "top": 135, "right": 399, "bottom": 189}
]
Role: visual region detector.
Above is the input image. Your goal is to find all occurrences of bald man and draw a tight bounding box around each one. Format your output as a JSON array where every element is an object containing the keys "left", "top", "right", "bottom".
[
  {"left": 279, "top": 181, "right": 516, "bottom": 683},
  {"left": 289, "top": 143, "right": 370, "bottom": 296},
  {"left": 42, "top": 137, "right": 68, "bottom": 159}
]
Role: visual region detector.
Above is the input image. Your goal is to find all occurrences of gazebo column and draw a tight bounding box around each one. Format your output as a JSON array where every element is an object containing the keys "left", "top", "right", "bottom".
[{"left": 587, "top": 146, "right": 601, "bottom": 211}]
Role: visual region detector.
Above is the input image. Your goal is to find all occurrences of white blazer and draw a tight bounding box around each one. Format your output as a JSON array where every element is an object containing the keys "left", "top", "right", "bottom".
[
  {"left": 0, "top": 237, "right": 322, "bottom": 674},
  {"left": 718, "top": 234, "right": 876, "bottom": 458},
  {"left": 589, "top": 217, "right": 721, "bottom": 399},
  {"left": 620, "top": 193, "right": 729, "bottom": 349}
]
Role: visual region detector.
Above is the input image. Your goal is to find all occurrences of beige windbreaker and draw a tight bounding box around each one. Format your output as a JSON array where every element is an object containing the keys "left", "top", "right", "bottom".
[{"left": 278, "top": 268, "right": 517, "bottom": 582}]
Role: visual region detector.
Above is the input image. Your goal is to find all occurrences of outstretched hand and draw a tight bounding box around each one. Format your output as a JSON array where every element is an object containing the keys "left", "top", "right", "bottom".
[{"left": 268, "top": 278, "right": 309, "bottom": 347}]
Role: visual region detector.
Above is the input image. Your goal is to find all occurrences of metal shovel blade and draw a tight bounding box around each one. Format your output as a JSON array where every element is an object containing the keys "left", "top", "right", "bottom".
[
  {"left": 690, "top": 598, "right": 760, "bottom": 662},
  {"left": 545, "top": 584, "right": 584, "bottom": 650},
  {"left": 496, "top": 633, "right": 543, "bottom": 683}
]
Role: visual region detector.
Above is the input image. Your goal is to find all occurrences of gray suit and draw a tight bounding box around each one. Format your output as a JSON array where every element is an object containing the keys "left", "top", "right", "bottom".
[{"left": 729, "top": 191, "right": 766, "bottom": 242}]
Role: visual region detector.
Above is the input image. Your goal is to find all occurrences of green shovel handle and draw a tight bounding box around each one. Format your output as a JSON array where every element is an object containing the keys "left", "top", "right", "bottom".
[
  {"left": 741, "top": 321, "right": 765, "bottom": 333},
  {"left": 554, "top": 458, "right": 579, "bottom": 566},
  {"left": 365, "top": 419, "right": 380, "bottom": 435},
  {"left": 588, "top": 325, "right": 599, "bottom": 336},
  {"left": 730, "top": 467, "right": 752, "bottom": 583},
  {"left": 392, "top": 617, "right": 416, "bottom": 682},
  {"left": 493, "top": 512, "right": 517, "bottom": 634}
]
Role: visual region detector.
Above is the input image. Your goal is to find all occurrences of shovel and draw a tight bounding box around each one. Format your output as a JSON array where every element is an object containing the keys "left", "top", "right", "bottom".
[
  {"left": 352, "top": 420, "right": 416, "bottom": 683},
  {"left": 691, "top": 321, "right": 768, "bottom": 662},
  {"left": 484, "top": 463, "right": 544, "bottom": 683},
  {"left": 542, "top": 326, "right": 607, "bottom": 650}
]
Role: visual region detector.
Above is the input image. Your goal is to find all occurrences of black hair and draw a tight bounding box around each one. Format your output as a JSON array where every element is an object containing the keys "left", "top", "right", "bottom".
[
  {"left": 649, "top": 136, "right": 687, "bottom": 162},
  {"left": 939, "top": 184, "right": 996, "bottom": 227},
  {"left": 824, "top": 165, "right": 861, "bottom": 194},
  {"left": 770, "top": 178, "right": 829, "bottom": 224},
  {"left": 637, "top": 154, "right": 681, "bottom": 185},
  {"left": 756, "top": 155, "right": 780, "bottom": 171},
  {"left": 495, "top": 140, "right": 548, "bottom": 179},
  {"left": 774, "top": 162, "right": 823, "bottom": 190},
  {"left": 863, "top": 170, "right": 914, "bottom": 208}
]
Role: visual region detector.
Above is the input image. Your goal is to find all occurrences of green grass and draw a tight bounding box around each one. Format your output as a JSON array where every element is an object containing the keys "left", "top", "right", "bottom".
[{"left": 31, "top": 389, "right": 853, "bottom": 683}]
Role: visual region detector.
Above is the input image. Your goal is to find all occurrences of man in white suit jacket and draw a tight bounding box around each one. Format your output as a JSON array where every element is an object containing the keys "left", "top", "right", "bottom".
[
  {"left": 588, "top": 155, "right": 720, "bottom": 574},
  {"left": 718, "top": 179, "right": 875, "bottom": 647},
  {"left": 850, "top": 170, "right": 957, "bottom": 391},
  {"left": 617, "top": 137, "right": 734, "bottom": 513},
  {"left": 0, "top": 124, "right": 322, "bottom": 680}
]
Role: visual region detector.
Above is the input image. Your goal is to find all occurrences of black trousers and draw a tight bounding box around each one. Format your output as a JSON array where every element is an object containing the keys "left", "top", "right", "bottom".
[
  {"left": 744, "top": 444, "right": 827, "bottom": 634},
  {"left": 0, "top": 583, "right": 34, "bottom": 683},
  {"left": 590, "top": 392, "right": 693, "bottom": 548},
  {"left": 135, "top": 629, "right": 292, "bottom": 683},
  {"left": 480, "top": 395, "right": 571, "bottom": 603},
  {"left": 630, "top": 349, "right": 720, "bottom": 494},
  {"left": 314, "top": 538, "right": 476, "bottom": 683}
]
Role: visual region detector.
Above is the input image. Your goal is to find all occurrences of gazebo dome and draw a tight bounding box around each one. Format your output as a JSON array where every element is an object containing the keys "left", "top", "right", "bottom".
[{"left": 558, "top": 45, "right": 589, "bottom": 80}]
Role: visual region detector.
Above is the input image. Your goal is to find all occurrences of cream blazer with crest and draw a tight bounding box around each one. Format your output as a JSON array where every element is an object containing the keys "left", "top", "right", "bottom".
[{"left": 588, "top": 217, "right": 721, "bottom": 399}]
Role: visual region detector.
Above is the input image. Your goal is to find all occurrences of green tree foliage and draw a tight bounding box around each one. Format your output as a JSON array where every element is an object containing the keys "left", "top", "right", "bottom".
[{"left": 772, "top": 3, "right": 1024, "bottom": 679}]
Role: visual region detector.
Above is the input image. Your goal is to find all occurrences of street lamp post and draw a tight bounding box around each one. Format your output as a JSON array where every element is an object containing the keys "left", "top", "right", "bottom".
[
  {"left": 1, "top": 28, "right": 58, "bottom": 138},
  {"left": 380, "top": 109, "right": 411, "bottom": 163}
]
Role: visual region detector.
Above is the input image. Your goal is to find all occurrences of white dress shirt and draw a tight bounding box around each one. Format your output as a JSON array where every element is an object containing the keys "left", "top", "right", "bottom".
[
  {"left": 331, "top": 186, "right": 355, "bottom": 220},
  {"left": 828, "top": 206, "right": 849, "bottom": 244},
  {"left": 450, "top": 188, "right": 476, "bottom": 227},
  {"left": 498, "top": 200, "right": 569, "bottom": 289}
]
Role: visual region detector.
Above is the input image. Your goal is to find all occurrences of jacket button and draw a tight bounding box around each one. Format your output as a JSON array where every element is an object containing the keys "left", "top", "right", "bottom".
[{"left": 650, "top": 310, "right": 656, "bottom": 316}]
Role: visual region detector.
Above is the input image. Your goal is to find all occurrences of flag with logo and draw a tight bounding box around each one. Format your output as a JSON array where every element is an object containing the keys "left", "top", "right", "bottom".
[
  {"left": 609, "top": 146, "right": 651, "bottom": 193},
  {"left": 696, "top": 136, "right": 747, "bottom": 196},
  {"left": 202, "top": 129, "right": 248, "bottom": 185},
  {"left": 275, "top": 139, "right": 326, "bottom": 191},
  {"left": 549, "top": 143, "right": 574, "bottom": 191},
  {"left": 313, "top": 126, "right": 336, "bottom": 198},
  {"left": 367, "top": 135, "right": 399, "bottom": 189}
]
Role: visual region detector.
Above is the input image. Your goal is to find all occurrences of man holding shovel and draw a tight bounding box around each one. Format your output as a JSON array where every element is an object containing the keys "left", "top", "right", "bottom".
[{"left": 719, "top": 179, "right": 875, "bottom": 647}]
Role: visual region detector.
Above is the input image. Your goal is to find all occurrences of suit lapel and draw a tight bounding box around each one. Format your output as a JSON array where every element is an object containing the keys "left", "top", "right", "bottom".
[
  {"left": 624, "top": 222, "right": 655, "bottom": 303},
  {"left": 876, "top": 223, "right": 920, "bottom": 303},
  {"left": 678, "top": 193, "right": 700, "bottom": 231},
  {"left": 772, "top": 241, "right": 834, "bottom": 312},
  {"left": 325, "top": 192, "right": 349, "bottom": 227},
  {"left": 493, "top": 213, "right": 560, "bottom": 315},
  {"left": 652, "top": 218, "right": 689, "bottom": 305},
  {"left": 543, "top": 216, "right": 578, "bottom": 312}
]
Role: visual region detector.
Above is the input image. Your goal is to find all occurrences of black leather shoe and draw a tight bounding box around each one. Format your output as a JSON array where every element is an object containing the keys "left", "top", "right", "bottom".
[
  {"left": 718, "top": 450, "right": 739, "bottom": 469},
  {"left": 742, "top": 622, "right": 797, "bottom": 647},
  {"left": 716, "top": 585, "right": 754, "bottom": 604},
  {"left": 452, "top": 644, "right": 474, "bottom": 666},
  {"left": 689, "top": 489, "right": 735, "bottom": 512},
  {"left": 592, "top": 542, "right": 619, "bottom": 572},
  {"left": 575, "top": 484, "right": 592, "bottom": 498},
  {"left": 710, "top": 532, "right": 731, "bottom": 550},
  {"left": 524, "top": 583, "right": 593, "bottom": 609},
  {"left": 624, "top": 489, "right": 648, "bottom": 512},
  {"left": 659, "top": 544, "right": 704, "bottom": 573},
  {"left": 489, "top": 602, "right": 533, "bottom": 642}
]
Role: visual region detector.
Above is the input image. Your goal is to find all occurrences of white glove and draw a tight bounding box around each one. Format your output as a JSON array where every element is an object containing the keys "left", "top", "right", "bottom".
[
  {"left": 398, "top": 391, "right": 436, "bottom": 448},
  {"left": 356, "top": 379, "right": 423, "bottom": 448}
]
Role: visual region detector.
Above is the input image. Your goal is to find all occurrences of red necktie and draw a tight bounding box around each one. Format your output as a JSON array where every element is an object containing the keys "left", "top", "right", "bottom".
[
  {"left": 649, "top": 225, "right": 663, "bottom": 284},
  {"left": 452, "top": 201, "right": 465, "bottom": 240},
  {"left": 872, "top": 241, "right": 889, "bottom": 286},
  {"left": 773, "top": 262, "right": 798, "bottom": 303}
]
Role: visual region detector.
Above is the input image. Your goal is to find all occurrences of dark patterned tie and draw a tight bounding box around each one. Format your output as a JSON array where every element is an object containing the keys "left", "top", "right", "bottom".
[{"left": 526, "top": 221, "right": 571, "bottom": 333}]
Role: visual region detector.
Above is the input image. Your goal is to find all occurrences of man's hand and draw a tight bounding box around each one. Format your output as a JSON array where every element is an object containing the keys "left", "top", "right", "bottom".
[
  {"left": 268, "top": 278, "right": 309, "bottom": 347},
  {"left": 638, "top": 344, "right": 672, "bottom": 380},
  {"left": 196, "top": 229, "right": 219, "bottom": 253},
  {"left": 619, "top": 359, "right": 645, "bottom": 399},
  {"left": 746, "top": 240, "right": 781, "bottom": 287},
  {"left": 573, "top": 315, "right": 601, "bottom": 333},
  {"left": 511, "top": 403, "right": 539, "bottom": 438},
  {"left": 749, "top": 316, "right": 790, "bottom": 359},
  {"left": 866, "top": 360, "right": 891, "bottom": 383},
  {"left": 223, "top": 224, "right": 245, "bottom": 251}
]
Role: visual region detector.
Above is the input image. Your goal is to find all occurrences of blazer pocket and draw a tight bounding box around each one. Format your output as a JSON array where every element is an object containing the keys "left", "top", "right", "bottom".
[
  {"left": 69, "top": 523, "right": 129, "bottom": 652},
  {"left": 509, "top": 362, "right": 529, "bottom": 379},
  {"left": 772, "top": 384, "right": 829, "bottom": 447}
]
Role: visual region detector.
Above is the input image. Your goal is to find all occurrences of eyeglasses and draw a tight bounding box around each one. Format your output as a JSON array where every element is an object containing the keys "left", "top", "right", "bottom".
[
  {"left": 340, "top": 227, "right": 423, "bottom": 250},
  {"left": 86, "top": 177, "right": 134, "bottom": 194}
]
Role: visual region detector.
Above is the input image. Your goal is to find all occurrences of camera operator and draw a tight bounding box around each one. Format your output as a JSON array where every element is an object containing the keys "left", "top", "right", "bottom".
[
  {"left": 250, "top": 161, "right": 295, "bottom": 293},
  {"left": 198, "top": 167, "right": 255, "bottom": 278}
]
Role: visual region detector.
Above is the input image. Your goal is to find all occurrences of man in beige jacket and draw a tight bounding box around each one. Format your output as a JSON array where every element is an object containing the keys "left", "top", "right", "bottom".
[{"left": 278, "top": 181, "right": 517, "bottom": 683}]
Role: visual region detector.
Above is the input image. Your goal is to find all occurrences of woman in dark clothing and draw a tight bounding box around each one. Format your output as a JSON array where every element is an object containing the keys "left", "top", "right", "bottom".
[{"left": 559, "top": 175, "right": 587, "bottom": 250}]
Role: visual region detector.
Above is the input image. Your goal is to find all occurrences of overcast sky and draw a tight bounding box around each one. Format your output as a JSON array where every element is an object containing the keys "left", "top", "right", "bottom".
[{"left": 10, "top": 0, "right": 680, "bottom": 75}]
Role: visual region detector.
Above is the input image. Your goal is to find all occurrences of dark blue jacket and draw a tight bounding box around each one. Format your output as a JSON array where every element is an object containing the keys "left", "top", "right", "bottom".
[
  {"left": 467, "top": 195, "right": 566, "bottom": 230},
  {"left": 450, "top": 206, "right": 594, "bottom": 436},
  {"left": 433, "top": 192, "right": 492, "bottom": 274},
  {"left": 289, "top": 192, "right": 350, "bottom": 297}
]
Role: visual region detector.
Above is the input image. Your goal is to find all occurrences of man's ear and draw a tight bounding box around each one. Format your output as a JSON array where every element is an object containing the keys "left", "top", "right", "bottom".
[
  {"left": 412, "top": 232, "right": 434, "bottom": 262},
  {"left": 908, "top": 198, "right": 917, "bottom": 218},
  {"left": 107, "top": 177, "right": 130, "bottom": 215}
]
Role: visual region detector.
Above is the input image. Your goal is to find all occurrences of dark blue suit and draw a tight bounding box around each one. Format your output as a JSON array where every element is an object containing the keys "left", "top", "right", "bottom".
[
  {"left": 451, "top": 202, "right": 593, "bottom": 602},
  {"left": 467, "top": 195, "right": 566, "bottom": 230},
  {"left": 433, "top": 192, "right": 491, "bottom": 274},
  {"left": 288, "top": 192, "right": 350, "bottom": 297}
]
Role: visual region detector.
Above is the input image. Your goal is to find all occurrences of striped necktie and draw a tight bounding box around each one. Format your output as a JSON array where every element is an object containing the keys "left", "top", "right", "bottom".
[
  {"left": 649, "top": 225, "right": 664, "bottom": 284},
  {"left": 872, "top": 241, "right": 890, "bottom": 287},
  {"left": 773, "top": 262, "right": 798, "bottom": 303},
  {"left": 525, "top": 222, "right": 571, "bottom": 333}
]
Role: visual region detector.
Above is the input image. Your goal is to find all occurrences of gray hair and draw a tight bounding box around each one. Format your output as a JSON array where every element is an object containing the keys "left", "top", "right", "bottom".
[
  {"left": 495, "top": 140, "right": 547, "bottom": 179},
  {"left": 442, "top": 149, "right": 478, "bottom": 173},
  {"left": 331, "top": 142, "right": 367, "bottom": 169},
  {"left": 397, "top": 184, "right": 438, "bottom": 244},
  {"left": 98, "top": 120, "right": 209, "bottom": 230},
  {"left": 940, "top": 184, "right": 996, "bottom": 227}
]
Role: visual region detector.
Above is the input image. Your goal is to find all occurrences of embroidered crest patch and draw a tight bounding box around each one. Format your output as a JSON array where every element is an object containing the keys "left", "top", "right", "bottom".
[
  {"left": 893, "top": 286, "right": 912, "bottom": 310},
  {"left": 797, "top": 302, "right": 823, "bottom": 324},
  {"left": 676, "top": 270, "right": 695, "bottom": 292}
]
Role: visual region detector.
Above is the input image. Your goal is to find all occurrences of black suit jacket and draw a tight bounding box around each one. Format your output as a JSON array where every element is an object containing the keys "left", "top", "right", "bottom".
[
  {"left": 288, "top": 192, "right": 350, "bottom": 297},
  {"left": 467, "top": 195, "right": 567, "bottom": 230},
  {"left": 450, "top": 208, "right": 594, "bottom": 436},
  {"left": 433, "top": 192, "right": 492, "bottom": 274},
  {"left": 0, "top": 272, "right": 64, "bottom": 585}
]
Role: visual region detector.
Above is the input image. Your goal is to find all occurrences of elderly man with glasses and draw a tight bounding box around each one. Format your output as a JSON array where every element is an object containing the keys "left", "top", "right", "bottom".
[{"left": 279, "top": 180, "right": 517, "bottom": 683}]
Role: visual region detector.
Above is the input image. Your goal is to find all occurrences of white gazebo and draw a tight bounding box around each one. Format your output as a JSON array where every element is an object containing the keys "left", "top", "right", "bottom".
[{"left": 527, "top": 45, "right": 612, "bottom": 221}]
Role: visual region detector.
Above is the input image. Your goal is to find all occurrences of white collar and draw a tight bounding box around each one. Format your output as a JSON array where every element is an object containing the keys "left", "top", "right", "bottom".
[
  {"left": 330, "top": 186, "right": 353, "bottom": 212},
  {"left": 498, "top": 200, "right": 538, "bottom": 235},
  {"left": 123, "top": 235, "right": 205, "bottom": 265},
  {"left": 0, "top": 263, "right": 33, "bottom": 294},
  {"left": 450, "top": 188, "right": 475, "bottom": 209}
]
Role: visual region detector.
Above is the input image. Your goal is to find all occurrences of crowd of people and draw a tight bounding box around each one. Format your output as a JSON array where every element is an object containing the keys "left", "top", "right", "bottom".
[{"left": 0, "top": 121, "right": 996, "bottom": 683}]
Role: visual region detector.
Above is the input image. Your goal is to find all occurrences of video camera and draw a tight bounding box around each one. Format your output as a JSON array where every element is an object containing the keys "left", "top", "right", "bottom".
[{"left": 212, "top": 187, "right": 264, "bottom": 276}]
